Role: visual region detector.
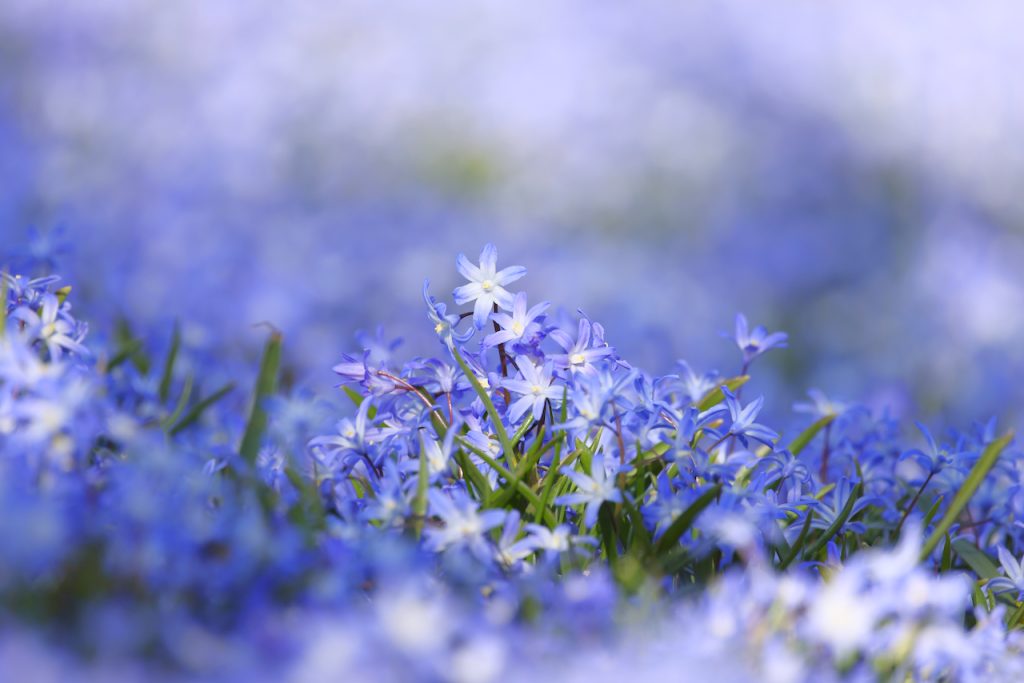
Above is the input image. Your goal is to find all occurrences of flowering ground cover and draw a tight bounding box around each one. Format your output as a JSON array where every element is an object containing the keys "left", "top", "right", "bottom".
[{"left": 3, "top": 244, "right": 1024, "bottom": 681}]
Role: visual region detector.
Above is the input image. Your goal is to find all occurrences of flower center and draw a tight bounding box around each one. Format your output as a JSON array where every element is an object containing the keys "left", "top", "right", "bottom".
[
  {"left": 41, "top": 323, "right": 57, "bottom": 338},
  {"left": 434, "top": 322, "right": 444, "bottom": 334},
  {"left": 570, "top": 352, "right": 586, "bottom": 365},
  {"left": 511, "top": 321, "right": 524, "bottom": 335},
  {"left": 481, "top": 279, "right": 495, "bottom": 291},
  {"left": 531, "top": 384, "right": 543, "bottom": 395}
]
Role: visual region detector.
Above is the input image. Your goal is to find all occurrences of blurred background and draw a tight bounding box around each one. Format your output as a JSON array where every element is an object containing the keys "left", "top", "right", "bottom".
[{"left": 2, "top": 0, "right": 1023, "bottom": 425}]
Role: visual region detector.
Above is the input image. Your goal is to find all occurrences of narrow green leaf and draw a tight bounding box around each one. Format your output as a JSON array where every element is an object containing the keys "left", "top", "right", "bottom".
[
  {"left": 168, "top": 382, "right": 235, "bottom": 436},
  {"left": 952, "top": 539, "right": 1002, "bottom": 580},
  {"left": 452, "top": 448, "right": 493, "bottom": 501},
  {"left": 789, "top": 414, "right": 835, "bottom": 455},
  {"left": 0, "top": 273, "right": 8, "bottom": 338},
  {"left": 460, "top": 438, "right": 555, "bottom": 526},
  {"left": 285, "top": 465, "right": 325, "bottom": 535},
  {"left": 654, "top": 484, "right": 722, "bottom": 556},
  {"left": 55, "top": 285, "right": 72, "bottom": 306},
  {"left": 921, "top": 432, "right": 1014, "bottom": 561},
  {"left": 161, "top": 374, "right": 194, "bottom": 429},
  {"left": 106, "top": 339, "right": 145, "bottom": 372},
  {"left": 941, "top": 533, "right": 953, "bottom": 572},
  {"left": 696, "top": 376, "right": 749, "bottom": 412},
  {"left": 1007, "top": 601, "right": 1024, "bottom": 629},
  {"left": 158, "top": 322, "right": 181, "bottom": 403},
  {"left": 342, "top": 386, "right": 363, "bottom": 407},
  {"left": 802, "top": 481, "right": 863, "bottom": 561},
  {"left": 239, "top": 332, "right": 283, "bottom": 465},
  {"left": 488, "top": 430, "right": 559, "bottom": 508},
  {"left": 622, "top": 498, "right": 651, "bottom": 554},
  {"left": 778, "top": 512, "right": 814, "bottom": 570},
  {"left": 598, "top": 502, "right": 619, "bottom": 561},
  {"left": 511, "top": 415, "right": 535, "bottom": 447},
  {"left": 410, "top": 438, "right": 431, "bottom": 539},
  {"left": 536, "top": 439, "right": 565, "bottom": 526},
  {"left": 757, "top": 414, "right": 837, "bottom": 458},
  {"left": 451, "top": 346, "right": 517, "bottom": 469},
  {"left": 922, "top": 495, "right": 945, "bottom": 529}
]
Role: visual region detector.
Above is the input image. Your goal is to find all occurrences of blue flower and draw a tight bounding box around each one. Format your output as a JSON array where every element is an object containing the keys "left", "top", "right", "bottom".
[
  {"left": 549, "top": 317, "right": 614, "bottom": 376},
  {"left": 986, "top": 546, "right": 1024, "bottom": 600},
  {"left": 732, "top": 313, "right": 787, "bottom": 366},
  {"left": 423, "top": 489, "right": 506, "bottom": 562},
  {"left": 676, "top": 361, "right": 719, "bottom": 403},
  {"left": 720, "top": 387, "right": 778, "bottom": 448},
  {"left": 423, "top": 280, "right": 474, "bottom": 350},
  {"left": 502, "top": 359, "right": 562, "bottom": 423},
  {"left": 452, "top": 244, "right": 526, "bottom": 329},
  {"left": 483, "top": 291, "right": 549, "bottom": 350},
  {"left": 9, "top": 294, "right": 88, "bottom": 359},
  {"left": 555, "top": 454, "right": 625, "bottom": 528}
]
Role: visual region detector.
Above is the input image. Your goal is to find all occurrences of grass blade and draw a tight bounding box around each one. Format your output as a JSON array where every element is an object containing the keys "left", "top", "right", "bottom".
[
  {"left": 920, "top": 432, "right": 1014, "bottom": 561},
  {"left": 239, "top": 332, "right": 283, "bottom": 465},
  {"left": 653, "top": 484, "right": 721, "bottom": 556},
  {"left": 168, "top": 382, "right": 235, "bottom": 436},
  {"left": 158, "top": 322, "right": 181, "bottom": 403}
]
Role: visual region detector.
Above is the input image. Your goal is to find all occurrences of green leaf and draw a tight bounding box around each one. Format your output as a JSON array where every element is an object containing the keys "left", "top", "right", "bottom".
[
  {"left": 0, "top": 273, "right": 8, "bottom": 338},
  {"left": 239, "top": 332, "right": 283, "bottom": 466},
  {"left": 114, "top": 319, "right": 150, "bottom": 375},
  {"left": 55, "top": 285, "right": 72, "bottom": 306},
  {"left": 952, "top": 539, "right": 1002, "bottom": 580},
  {"left": 778, "top": 512, "right": 814, "bottom": 570},
  {"left": 451, "top": 346, "right": 516, "bottom": 469},
  {"left": 106, "top": 339, "right": 145, "bottom": 372},
  {"left": 696, "top": 376, "right": 749, "bottom": 412},
  {"left": 167, "top": 382, "right": 235, "bottom": 436},
  {"left": 460, "top": 438, "right": 555, "bottom": 526},
  {"left": 598, "top": 502, "right": 619, "bottom": 561},
  {"left": 158, "top": 322, "right": 181, "bottom": 403},
  {"left": 488, "top": 430, "right": 559, "bottom": 508},
  {"left": 653, "top": 484, "right": 721, "bottom": 557},
  {"left": 161, "top": 374, "right": 194, "bottom": 429},
  {"left": 510, "top": 415, "right": 535, "bottom": 447},
  {"left": 410, "top": 437, "right": 431, "bottom": 540},
  {"left": 1007, "top": 601, "right": 1024, "bottom": 629},
  {"left": 921, "top": 431, "right": 1014, "bottom": 561},
  {"left": 788, "top": 414, "right": 835, "bottom": 455},
  {"left": 452, "top": 448, "right": 493, "bottom": 501},
  {"left": 284, "top": 465, "right": 325, "bottom": 536},
  {"left": 941, "top": 533, "right": 953, "bottom": 572},
  {"left": 802, "top": 481, "right": 863, "bottom": 561}
]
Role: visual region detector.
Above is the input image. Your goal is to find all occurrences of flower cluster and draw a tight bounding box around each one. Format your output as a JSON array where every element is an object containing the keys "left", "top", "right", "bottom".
[{"left": 3, "top": 246, "right": 1024, "bottom": 681}]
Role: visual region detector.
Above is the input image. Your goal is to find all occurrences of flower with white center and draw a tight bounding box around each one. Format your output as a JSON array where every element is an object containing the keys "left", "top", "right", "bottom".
[
  {"left": 452, "top": 244, "right": 526, "bottom": 329},
  {"left": 502, "top": 359, "right": 562, "bottom": 423},
  {"left": 986, "top": 546, "right": 1024, "bottom": 600},
  {"left": 549, "top": 318, "right": 614, "bottom": 376},
  {"left": 483, "top": 291, "right": 549, "bottom": 350},
  {"left": 424, "top": 489, "right": 506, "bottom": 562},
  {"left": 555, "top": 454, "right": 625, "bottom": 528},
  {"left": 9, "top": 294, "right": 87, "bottom": 359}
]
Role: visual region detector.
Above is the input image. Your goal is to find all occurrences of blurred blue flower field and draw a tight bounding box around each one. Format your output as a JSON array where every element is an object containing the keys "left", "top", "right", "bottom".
[{"left": 4, "top": 3, "right": 1024, "bottom": 681}]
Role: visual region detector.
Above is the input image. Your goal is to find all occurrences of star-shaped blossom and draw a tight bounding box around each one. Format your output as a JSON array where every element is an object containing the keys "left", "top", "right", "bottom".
[
  {"left": 10, "top": 293, "right": 87, "bottom": 359},
  {"left": 423, "top": 489, "right": 506, "bottom": 562},
  {"left": 423, "top": 280, "right": 474, "bottom": 350},
  {"left": 453, "top": 244, "right": 526, "bottom": 329},
  {"left": 549, "top": 317, "right": 614, "bottom": 376},
  {"left": 502, "top": 359, "right": 562, "bottom": 423},
  {"left": 732, "top": 313, "right": 787, "bottom": 365},
  {"left": 987, "top": 546, "right": 1024, "bottom": 600},
  {"left": 483, "top": 291, "right": 549, "bottom": 350},
  {"left": 555, "top": 454, "right": 625, "bottom": 528},
  {"left": 719, "top": 387, "right": 778, "bottom": 448}
]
